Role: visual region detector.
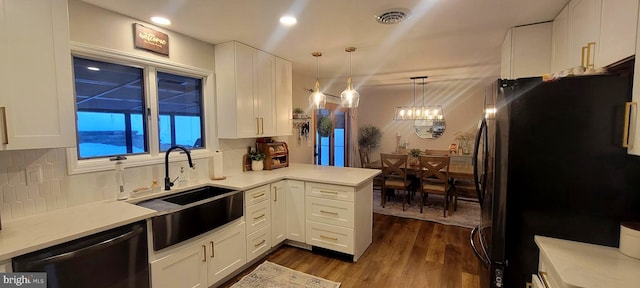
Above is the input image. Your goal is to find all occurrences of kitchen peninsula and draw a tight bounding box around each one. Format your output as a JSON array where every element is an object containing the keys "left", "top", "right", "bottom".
[{"left": 0, "top": 163, "right": 380, "bottom": 287}]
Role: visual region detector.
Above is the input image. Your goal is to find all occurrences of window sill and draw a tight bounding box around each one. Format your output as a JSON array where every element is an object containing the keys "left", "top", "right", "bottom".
[{"left": 66, "top": 148, "right": 214, "bottom": 175}]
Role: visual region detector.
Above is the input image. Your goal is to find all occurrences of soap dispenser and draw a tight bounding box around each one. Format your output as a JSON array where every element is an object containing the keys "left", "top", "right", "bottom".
[{"left": 115, "top": 160, "right": 129, "bottom": 200}]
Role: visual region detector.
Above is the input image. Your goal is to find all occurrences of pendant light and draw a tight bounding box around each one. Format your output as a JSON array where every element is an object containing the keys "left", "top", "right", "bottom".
[
  {"left": 340, "top": 47, "right": 360, "bottom": 108},
  {"left": 309, "top": 52, "right": 326, "bottom": 109},
  {"left": 393, "top": 76, "right": 444, "bottom": 121}
]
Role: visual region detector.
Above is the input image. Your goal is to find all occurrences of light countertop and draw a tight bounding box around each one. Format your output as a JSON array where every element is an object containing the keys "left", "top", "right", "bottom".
[
  {"left": 0, "top": 163, "right": 379, "bottom": 262},
  {"left": 535, "top": 235, "right": 640, "bottom": 288},
  {"left": 0, "top": 201, "right": 156, "bottom": 260}
]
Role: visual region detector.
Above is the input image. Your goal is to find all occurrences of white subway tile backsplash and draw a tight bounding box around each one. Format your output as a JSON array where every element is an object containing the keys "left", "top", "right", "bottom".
[
  {"left": 45, "top": 197, "right": 57, "bottom": 212},
  {"left": 1, "top": 204, "right": 11, "bottom": 220},
  {"left": 11, "top": 151, "right": 25, "bottom": 167},
  {"left": 35, "top": 198, "right": 47, "bottom": 214},
  {"left": 3, "top": 186, "right": 16, "bottom": 204},
  {"left": 23, "top": 199, "right": 35, "bottom": 217},
  {"left": 0, "top": 168, "right": 7, "bottom": 186},
  {"left": 7, "top": 167, "right": 24, "bottom": 185},
  {"left": 15, "top": 186, "right": 27, "bottom": 202},
  {"left": 11, "top": 202, "right": 24, "bottom": 218}
]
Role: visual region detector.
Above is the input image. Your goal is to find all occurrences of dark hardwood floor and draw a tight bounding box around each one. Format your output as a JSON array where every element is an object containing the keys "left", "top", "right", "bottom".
[{"left": 220, "top": 213, "right": 482, "bottom": 288}]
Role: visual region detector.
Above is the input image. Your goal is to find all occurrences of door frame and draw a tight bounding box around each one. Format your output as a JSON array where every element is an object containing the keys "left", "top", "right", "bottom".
[{"left": 313, "top": 103, "right": 350, "bottom": 166}]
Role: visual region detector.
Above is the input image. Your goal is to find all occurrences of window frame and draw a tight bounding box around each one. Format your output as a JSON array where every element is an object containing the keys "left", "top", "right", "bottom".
[{"left": 67, "top": 42, "right": 216, "bottom": 175}]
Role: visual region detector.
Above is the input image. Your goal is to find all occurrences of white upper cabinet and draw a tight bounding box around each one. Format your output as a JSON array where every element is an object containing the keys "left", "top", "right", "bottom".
[
  {"left": 500, "top": 22, "right": 552, "bottom": 79},
  {"left": 568, "top": 0, "right": 602, "bottom": 68},
  {"left": 597, "top": 0, "right": 639, "bottom": 66},
  {"left": 0, "top": 0, "right": 76, "bottom": 150},
  {"left": 555, "top": 0, "right": 638, "bottom": 71},
  {"left": 629, "top": 5, "right": 640, "bottom": 156},
  {"left": 215, "top": 41, "right": 291, "bottom": 139},
  {"left": 275, "top": 57, "right": 292, "bottom": 136}
]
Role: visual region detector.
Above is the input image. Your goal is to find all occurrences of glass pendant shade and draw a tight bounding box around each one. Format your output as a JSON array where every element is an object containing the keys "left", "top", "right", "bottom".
[
  {"left": 340, "top": 47, "right": 359, "bottom": 108},
  {"left": 309, "top": 52, "right": 326, "bottom": 109},
  {"left": 309, "top": 80, "right": 326, "bottom": 109},
  {"left": 340, "top": 77, "right": 360, "bottom": 108}
]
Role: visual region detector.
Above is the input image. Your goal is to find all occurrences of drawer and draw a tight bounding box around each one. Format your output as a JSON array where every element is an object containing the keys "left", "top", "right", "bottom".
[
  {"left": 246, "top": 200, "right": 270, "bottom": 235},
  {"left": 538, "top": 252, "right": 567, "bottom": 288},
  {"left": 245, "top": 185, "right": 270, "bottom": 206},
  {"left": 246, "top": 225, "right": 271, "bottom": 262},
  {"left": 306, "top": 197, "right": 354, "bottom": 228},
  {"left": 305, "top": 182, "right": 354, "bottom": 202},
  {"left": 306, "top": 221, "right": 353, "bottom": 255}
]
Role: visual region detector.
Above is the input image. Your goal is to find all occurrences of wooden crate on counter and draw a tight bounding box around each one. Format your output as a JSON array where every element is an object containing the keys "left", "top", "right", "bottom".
[{"left": 257, "top": 142, "right": 289, "bottom": 170}]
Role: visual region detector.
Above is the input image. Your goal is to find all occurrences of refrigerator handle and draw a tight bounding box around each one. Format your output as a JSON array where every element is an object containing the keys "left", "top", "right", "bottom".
[
  {"left": 623, "top": 102, "right": 637, "bottom": 148},
  {"left": 473, "top": 119, "right": 487, "bottom": 206},
  {"left": 470, "top": 225, "right": 491, "bottom": 266}
]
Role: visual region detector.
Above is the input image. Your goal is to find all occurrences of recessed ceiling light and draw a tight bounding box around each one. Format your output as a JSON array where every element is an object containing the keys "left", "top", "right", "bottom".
[
  {"left": 151, "top": 16, "right": 171, "bottom": 26},
  {"left": 280, "top": 15, "right": 297, "bottom": 26},
  {"left": 87, "top": 66, "right": 100, "bottom": 71}
]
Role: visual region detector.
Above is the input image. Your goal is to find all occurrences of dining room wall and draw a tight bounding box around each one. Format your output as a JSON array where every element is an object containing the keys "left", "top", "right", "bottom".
[{"left": 356, "top": 78, "right": 491, "bottom": 163}]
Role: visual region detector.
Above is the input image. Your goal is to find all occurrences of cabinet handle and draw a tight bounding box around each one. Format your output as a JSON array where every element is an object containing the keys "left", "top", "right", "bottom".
[
  {"left": 320, "top": 235, "right": 338, "bottom": 241},
  {"left": 319, "top": 190, "right": 338, "bottom": 195},
  {"left": 252, "top": 193, "right": 265, "bottom": 199},
  {"left": 256, "top": 118, "right": 260, "bottom": 135},
  {"left": 0, "top": 107, "right": 8, "bottom": 144},
  {"left": 254, "top": 239, "right": 266, "bottom": 247},
  {"left": 623, "top": 102, "right": 637, "bottom": 148},
  {"left": 586, "top": 42, "right": 595, "bottom": 69},
  {"left": 253, "top": 213, "right": 266, "bottom": 220},
  {"left": 210, "top": 241, "right": 215, "bottom": 258},
  {"left": 202, "top": 245, "right": 206, "bottom": 262},
  {"left": 581, "top": 46, "right": 587, "bottom": 67},
  {"left": 261, "top": 118, "right": 264, "bottom": 134},
  {"left": 539, "top": 272, "right": 552, "bottom": 288},
  {"left": 320, "top": 210, "right": 338, "bottom": 215}
]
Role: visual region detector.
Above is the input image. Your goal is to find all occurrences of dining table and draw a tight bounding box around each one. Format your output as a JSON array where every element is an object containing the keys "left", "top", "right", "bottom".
[{"left": 366, "top": 157, "right": 474, "bottom": 181}]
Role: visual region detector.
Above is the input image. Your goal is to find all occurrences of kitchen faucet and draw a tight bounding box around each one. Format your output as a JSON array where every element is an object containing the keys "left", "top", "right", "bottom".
[{"left": 164, "top": 145, "right": 194, "bottom": 190}]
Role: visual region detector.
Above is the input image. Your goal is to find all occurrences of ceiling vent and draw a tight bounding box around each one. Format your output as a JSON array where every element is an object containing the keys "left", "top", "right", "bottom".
[{"left": 375, "top": 9, "right": 409, "bottom": 24}]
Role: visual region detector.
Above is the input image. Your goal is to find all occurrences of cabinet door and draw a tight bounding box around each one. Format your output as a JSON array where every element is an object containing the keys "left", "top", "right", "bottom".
[
  {"left": 551, "top": 5, "right": 570, "bottom": 72},
  {"left": 271, "top": 180, "right": 287, "bottom": 245},
  {"left": 246, "top": 225, "right": 271, "bottom": 262},
  {"left": 151, "top": 242, "right": 207, "bottom": 288},
  {"left": 246, "top": 198, "right": 271, "bottom": 235},
  {"left": 568, "top": 0, "right": 602, "bottom": 68},
  {"left": 275, "top": 57, "right": 292, "bottom": 136},
  {"left": 596, "top": 0, "right": 638, "bottom": 67},
  {"left": 235, "top": 43, "right": 259, "bottom": 137},
  {"left": 207, "top": 221, "right": 246, "bottom": 285},
  {"left": 500, "top": 29, "right": 512, "bottom": 79},
  {"left": 286, "top": 180, "right": 305, "bottom": 242},
  {"left": 0, "top": 0, "right": 75, "bottom": 150},
  {"left": 257, "top": 51, "right": 276, "bottom": 136},
  {"left": 510, "top": 23, "right": 552, "bottom": 78}
]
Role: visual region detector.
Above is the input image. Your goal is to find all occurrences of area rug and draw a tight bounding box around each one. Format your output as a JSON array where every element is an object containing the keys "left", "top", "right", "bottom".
[
  {"left": 230, "top": 261, "right": 341, "bottom": 288},
  {"left": 373, "top": 189, "right": 480, "bottom": 228}
]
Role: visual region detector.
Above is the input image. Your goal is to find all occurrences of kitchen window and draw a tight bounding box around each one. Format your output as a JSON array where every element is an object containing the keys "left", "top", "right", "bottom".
[{"left": 67, "top": 46, "right": 213, "bottom": 174}]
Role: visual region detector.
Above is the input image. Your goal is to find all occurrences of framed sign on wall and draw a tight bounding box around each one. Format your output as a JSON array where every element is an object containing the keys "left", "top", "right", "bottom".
[{"left": 133, "top": 23, "right": 169, "bottom": 56}]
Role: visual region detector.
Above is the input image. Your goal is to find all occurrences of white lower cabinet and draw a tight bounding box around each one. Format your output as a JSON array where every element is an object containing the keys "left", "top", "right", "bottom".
[
  {"left": 271, "top": 180, "right": 287, "bottom": 246},
  {"left": 304, "top": 181, "right": 372, "bottom": 261},
  {"left": 244, "top": 184, "right": 272, "bottom": 262},
  {"left": 286, "top": 180, "right": 305, "bottom": 242},
  {"left": 150, "top": 220, "right": 246, "bottom": 288}
]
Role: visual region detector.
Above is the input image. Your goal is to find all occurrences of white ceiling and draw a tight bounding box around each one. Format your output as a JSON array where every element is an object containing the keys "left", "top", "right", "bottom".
[{"left": 82, "top": 0, "right": 569, "bottom": 87}]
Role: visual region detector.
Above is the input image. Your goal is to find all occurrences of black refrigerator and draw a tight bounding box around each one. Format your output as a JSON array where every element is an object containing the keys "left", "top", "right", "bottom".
[{"left": 470, "top": 73, "right": 640, "bottom": 288}]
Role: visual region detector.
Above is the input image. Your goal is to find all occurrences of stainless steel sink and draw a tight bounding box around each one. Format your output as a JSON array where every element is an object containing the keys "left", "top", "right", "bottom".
[{"left": 137, "top": 186, "right": 243, "bottom": 251}]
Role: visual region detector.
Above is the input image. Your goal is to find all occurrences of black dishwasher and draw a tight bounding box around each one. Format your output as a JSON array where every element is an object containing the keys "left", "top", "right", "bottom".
[{"left": 12, "top": 221, "right": 149, "bottom": 288}]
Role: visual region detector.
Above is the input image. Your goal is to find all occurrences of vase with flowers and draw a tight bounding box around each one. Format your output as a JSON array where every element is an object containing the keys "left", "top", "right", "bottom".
[
  {"left": 454, "top": 131, "right": 476, "bottom": 155},
  {"left": 408, "top": 148, "right": 422, "bottom": 166}
]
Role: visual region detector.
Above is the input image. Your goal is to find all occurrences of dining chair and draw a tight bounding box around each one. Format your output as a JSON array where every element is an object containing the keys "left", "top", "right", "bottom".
[
  {"left": 451, "top": 179, "right": 479, "bottom": 210},
  {"left": 380, "top": 153, "right": 413, "bottom": 210},
  {"left": 360, "top": 148, "right": 383, "bottom": 192},
  {"left": 418, "top": 155, "right": 451, "bottom": 216}
]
